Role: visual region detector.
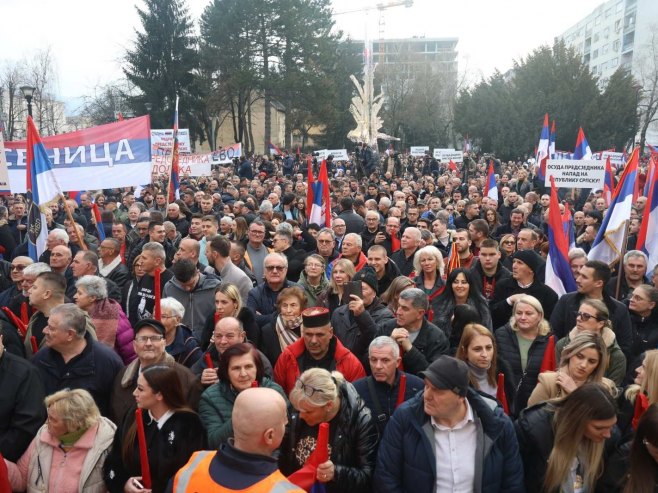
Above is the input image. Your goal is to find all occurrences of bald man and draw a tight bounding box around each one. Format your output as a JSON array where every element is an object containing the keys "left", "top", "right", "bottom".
[{"left": 172, "top": 388, "right": 303, "bottom": 492}]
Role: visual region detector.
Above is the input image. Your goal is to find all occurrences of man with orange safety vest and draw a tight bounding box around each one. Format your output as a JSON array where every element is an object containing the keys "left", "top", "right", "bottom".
[{"left": 171, "top": 387, "right": 304, "bottom": 492}]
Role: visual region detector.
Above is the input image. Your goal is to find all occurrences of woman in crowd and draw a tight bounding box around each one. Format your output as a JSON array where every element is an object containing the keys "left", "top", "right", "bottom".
[
  {"left": 293, "top": 197, "right": 308, "bottom": 226},
  {"left": 122, "top": 255, "right": 145, "bottom": 310},
  {"left": 380, "top": 276, "right": 415, "bottom": 315},
  {"left": 495, "top": 295, "right": 552, "bottom": 415},
  {"left": 160, "top": 297, "right": 202, "bottom": 368},
  {"left": 411, "top": 245, "right": 445, "bottom": 318},
  {"left": 4, "top": 389, "right": 116, "bottom": 493},
  {"left": 199, "top": 283, "right": 259, "bottom": 350},
  {"left": 317, "top": 258, "right": 356, "bottom": 313},
  {"left": 483, "top": 207, "right": 502, "bottom": 235},
  {"left": 280, "top": 368, "right": 378, "bottom": 493},
  {"left": 104, "top": 365, "right": 206, "bottom": 493},
  {"left": 260, "top": 286, "right": 307, "bottom": 367},
  {"left": 75, "top": 275, "right": 136, "bottom": 364},
  {"left": 499, "top": 233, "right": 517, "bottom": 259},
  {"left": 516, "top": 383, "right": 619, "bottom": 492},
  {"left": 198, "top": 343, "right": 286, "bottom": 448},
  {"left": 619, "top": 403, "right": 658, "bottom": 492},
  {"left": 232, "top": 216, "right": 248, "bottom": 243},
  {"left": 297, "top": 254, "right": 328, "bottom": 307},
  {"left": 618, "top": 350, "right": 658, "bottom": 436},
  {"left": 455, "top": 323, "right": 516, "bottom": 402},
  {"left": 528, "top": 331, "right": 617, "bottom": 406},
  {"left": 627, "top": 285, "right": 658, "bottom": 363},
  {"left": 555, "top": 298, "right": 626, "bottom": 385},
  {"left": 433, "top": 268, "right": 492, "bottom": 334}
]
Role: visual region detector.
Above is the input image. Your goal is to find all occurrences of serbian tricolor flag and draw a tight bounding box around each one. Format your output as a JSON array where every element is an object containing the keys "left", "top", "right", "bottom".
[
  {"left": 603, "top": 157, "right": 615, "bottom": 206},
  {"left": 546, "top": 176, "right": 577, "bottom": 297},
  {"left": 549, "top": 120, "right": 556, "bottom": 159},
  {"left": 268, "top": 142, "right": 283, "bottom": 156},
  {"left": 484, "top": 160, "right": 498, "bottom": 201},
  {"left": 288, "top": 422, "right": 329, "bottom": 492},
  {"left": 573, "top": 127, "right": 592, "bottom": 160},
  {"left": 638, "top": 154, "right": 658, "bottom": 274},
  {"left": 168, "top": 96, "right": 180, "bottom": 203},
  {"left": 535, "top": 114, "right": 550, "bottom": 181},
  {"left": 590, "top": 148, "right": 639, "bottom": 266},
  {"left": 26, "top": 116, "right": 64, "bottom": 261},
  {"left": 308, "top": 160, "right": 331, "bottom": 227}
]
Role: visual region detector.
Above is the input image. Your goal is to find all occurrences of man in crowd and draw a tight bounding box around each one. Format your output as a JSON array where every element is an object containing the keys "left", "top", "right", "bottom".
[
  {"left": 330, "top": 233, "right": 367, "bottom": 275},
  {"left": 367, "top": 244, "right": 401, "bottom": 296},
  {"left": 98, "top": 237, "right": 130, "bottom": 289},
  {"left": 69, "top": 250, "right": 122, "bottom": 302},
  {"left": 247, "top": 253, "right": 297, "bottom": 328},
  {"left": 273, "top": 307, "right": 365, "bottom": 394},
  {"left": 453, "top": 228, "right": 475, "bottom": 270},
  {"left": 606, "top": 250, "right": 649, "bottom": 302},
  {"left": 244, "top": 220, "right": 272, "bottom": 285},
  {"left": 469, "top": 239, "right": 511, "bottom": 302},
  {"left": 272, "top": 227, "right": 305, "bottom": 282},
  {"left": 205, "top": 235, "right": 252, "bottom": 301},
  {"left": 31, "top": 303, "right": 123, "bottom": 417},
  {"left": 390, "top": 227, "right": 422, "bottom": 277},
  {"left": 377, "top": 288, "right": 449, "bottom": 375},
  {"left": 353, "top": 336, "right": 423, "bottom": 437},
  {"left": 467, "top": 219, "right": 490, "bottom": 258},
  {"left": 337, "top": 197, "right": 365, "bottom": 234},
  {"left": 25, "top": 271, "right": 66, "bottom": 356},
  {"left": 375, "top": 356, "right": 524, "bottom": 492},
  {"left": 199, "top": 215, "right": 219, "bottom": 266},
  {"left": 128, "top": 220, "right": 176, "bottom": 268}
]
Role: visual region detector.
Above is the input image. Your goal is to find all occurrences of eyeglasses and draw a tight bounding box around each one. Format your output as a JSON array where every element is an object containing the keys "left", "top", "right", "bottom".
[
  {"left": 317, "top": 239, "right": 334, "bottom": 244},
  {"left": 631, "top": 294, "right": 649, "bottom": 302},
  {"left": 502, "top": 240, "right": 516, "bottom": 245},
  {"left": 575, "top": 311, "right": 602, "bottom": 322},
  {"left": 134, "top": 335, "right": 164, "bottom": 343},
  {"left": 306, "top": 263, "right": 324, "bottom": 269},
  {"left": 250, "top": 230, "right": 265, "bottom": 235},
  {"left": 296, "top": 378, "right": 326, "bottom": 397},
  {"left": 265, "top": 265, "right": 286, "bottom": 271},
  {"left": 11, "top": 265, "right": 27, "bottom": 271}
]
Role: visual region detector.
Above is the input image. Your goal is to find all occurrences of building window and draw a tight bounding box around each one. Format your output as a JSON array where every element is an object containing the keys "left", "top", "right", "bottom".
[
  {"left": 615, "top": 19, "right": 621, "bottom": 32},
  {"left": 610, "top": 57, "right": 618, "bottom": 67},
  {"left": 613, "top": 39, "right": 620, "bottom": 51},
  {"left": 602, "top": 43, "right": 609, "bottom": 54},
  {"left": 593, "top": 49, "right": 599, "bottom": 59},
  {"left": 594, "top": 33, "right": 600, "bottom": 43}
]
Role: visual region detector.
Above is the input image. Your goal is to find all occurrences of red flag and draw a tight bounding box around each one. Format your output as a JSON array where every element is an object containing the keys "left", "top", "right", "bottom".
[
  {"left": 539, "top": 335, "right": 556, "bottom": 374},
  {"left": 135, "top": 408, "right": 152, "bottom": 488},
  {"left": 251, "top": 380, "right": 259, "bottom": 388},
  {"left": 20, "top": 301, "right": 29, "bottom": 326},
  {"left": 214, "top": 312, "right": 221, "bottom": 326},
  {"left": 153, "top": 269, "right": 162, "bottom": 321},
  {"left": 306, "top": 157, "right": 314, "bottom": 220},
  {"left": 632, "top": 392, "right": 649, "bottom": 430},
  {"left": 318, "top": 160, "right": 331, "bottom": 227},
  {"left": 204, "top": 352, "right": 214, "bottom": 369},
  {"left": 288, "top": 422, "right": 329, "bottom": 491},
  {"left": 0, "top": 452, "right": 11, "bottom": 493},
  {"left": 448, "top": 160, "right": 459, "bottom": 176},
  {"left": 1, "top": 307, "right": 27, "bottom": 339},
  {"left": 445, "top": 241, "right": 461, "bottom": 278},
  {"left": 496, "top": 373, "right": 509, "bottom": 415},
  {"left": 390, "top": 233, "right": 401, "bottom": 253},
  {"left": 30, "top": 336, "right": 38, "bottom": 354},
  {"left": 395, "top": 373, "right": 407, "bottom": 408}
]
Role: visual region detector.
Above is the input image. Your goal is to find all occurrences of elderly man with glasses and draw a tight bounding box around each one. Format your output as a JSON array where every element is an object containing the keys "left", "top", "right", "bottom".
[{"left": 247, "top": 253, "right": 298, "bottom": 328}]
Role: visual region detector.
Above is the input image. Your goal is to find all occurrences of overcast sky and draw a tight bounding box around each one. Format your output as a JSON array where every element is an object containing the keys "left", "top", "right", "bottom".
[{"left": 1, "top": 0, "right": 605, "bottom": 113}]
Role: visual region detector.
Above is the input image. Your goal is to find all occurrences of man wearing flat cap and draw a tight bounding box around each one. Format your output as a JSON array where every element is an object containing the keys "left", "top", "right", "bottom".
[
  {"left": 375, "top": 356, "right": 524, "bottom": 492},
  {"left": 110, "top": 318, "right": 202, "bottom": 423},
  {"left": 490, "top": 249, "right": 558, "bottom": 329},
  {"left": 273, "top": 307, "right": 366, "bottom": 394}
]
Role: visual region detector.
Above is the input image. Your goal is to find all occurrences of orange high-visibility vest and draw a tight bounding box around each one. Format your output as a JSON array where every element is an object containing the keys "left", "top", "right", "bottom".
[{"left": 173, "top": 450, "right": 305, "bottom": 493}]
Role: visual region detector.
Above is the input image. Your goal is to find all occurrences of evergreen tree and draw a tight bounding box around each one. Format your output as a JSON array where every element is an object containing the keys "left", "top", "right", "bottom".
[{"left": 124, "top": 0, "right": 203, "bottom": 144}]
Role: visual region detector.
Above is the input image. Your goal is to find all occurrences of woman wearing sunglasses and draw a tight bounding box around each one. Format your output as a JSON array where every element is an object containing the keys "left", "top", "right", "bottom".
[
  {"left": 555, "top": 299, "right": 626, "bottom": 386},
  {"left": 280, "top": 368, "right": 377, "bottom": 493}
]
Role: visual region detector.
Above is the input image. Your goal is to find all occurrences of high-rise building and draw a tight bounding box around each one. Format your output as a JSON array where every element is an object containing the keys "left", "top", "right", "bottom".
[
  {"left": 557, "top": 0, "right": 658, "bottom": 144},
  {"left": 371, "top": 37, "right": 459, "bottom": 79}
]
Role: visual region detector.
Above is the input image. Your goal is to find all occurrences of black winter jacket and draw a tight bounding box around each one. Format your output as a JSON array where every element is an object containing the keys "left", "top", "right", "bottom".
[
  {"left": 0, "top": 351, "right": 46, "bottom": 462},
  {"left": 495, "top": 323, "right": 550, "bottom": 416},
  {"left": 279, "top": 381, "right": 378, "bottom": 493},
  {"left": 491, "top": 277, "right": 558, "bottom": 329},
  {"left": 377, "top": 318, "right": 449, "bottom": 376}
]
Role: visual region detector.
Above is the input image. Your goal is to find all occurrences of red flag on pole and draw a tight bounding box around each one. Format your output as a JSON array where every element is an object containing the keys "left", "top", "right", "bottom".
[
  {"left": 632, "top": 392, "right": 649, "bottom": 430},
  {"left": 496, "top": 373, "right": 509, "bottom": 415},
  {"left": 135, "top": 408, "right": 152, "bottom": 488},
  {"left": 0, "top": 452, "right": 11, "bottom": 493},
  {"left": 288, "top": 422, "right": 330, "bottom": 491},
  {"left": 153, "top": 269, "right": 162, "bottom": 321},
  {"left": 395, "top": 373, "right": 407, "bottom": 408},
  {"left": 539, "top": 335, "right": 556, "bottom": 374}
]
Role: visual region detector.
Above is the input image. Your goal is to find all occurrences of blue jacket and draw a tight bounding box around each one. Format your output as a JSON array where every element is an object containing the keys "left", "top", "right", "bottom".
[{"left": 375, "top": 388, "right": 525, "bottom": 493}]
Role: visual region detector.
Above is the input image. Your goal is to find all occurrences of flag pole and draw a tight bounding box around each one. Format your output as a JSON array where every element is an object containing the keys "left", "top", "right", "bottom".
[
  {"left": 60, "top": 194, "right": 87, "bottom": 251},
  {"left": 614, "top": 219, "right": 630, "bottom": 300}
]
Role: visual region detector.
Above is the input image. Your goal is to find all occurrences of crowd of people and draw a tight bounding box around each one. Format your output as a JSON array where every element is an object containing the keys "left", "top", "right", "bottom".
[{"left": 0, "top": 148, "right": 657, "bottom": 492}]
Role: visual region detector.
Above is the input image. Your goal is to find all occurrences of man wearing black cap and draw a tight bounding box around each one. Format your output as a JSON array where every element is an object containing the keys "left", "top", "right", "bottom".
[
  {"left": 330, "top": 267, "right": 395, "bottom": 364},
  {"left": 375, "top": 356, "right": 524, "bottom": 492},
  {"left": 273, "top": 307, "right": 365, "bottom": 394},
  {"left": 490, "top": 249, "right": 558, "bottom": 329},
  {"left": 109, "top": 318, "right": 202, "bottom": 423}
]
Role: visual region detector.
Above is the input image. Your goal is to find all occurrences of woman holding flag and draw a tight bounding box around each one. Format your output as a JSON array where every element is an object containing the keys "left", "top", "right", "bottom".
[
  {"left": 280, "top": 368, "right": 378, "bottom": 492},
  {"left": 103, "top": 365, "right": 206, "bottom": 493}
]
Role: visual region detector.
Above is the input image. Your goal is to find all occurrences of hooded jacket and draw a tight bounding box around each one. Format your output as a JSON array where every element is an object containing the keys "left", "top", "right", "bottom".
[{"left": 163, "top": 272, "right": 220, "bottom": 340}]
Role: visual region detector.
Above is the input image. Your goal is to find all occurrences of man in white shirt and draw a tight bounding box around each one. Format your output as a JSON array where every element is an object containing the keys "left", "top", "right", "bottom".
[{"left": 375, "top": 356, "right": 524, "bottom": 492}]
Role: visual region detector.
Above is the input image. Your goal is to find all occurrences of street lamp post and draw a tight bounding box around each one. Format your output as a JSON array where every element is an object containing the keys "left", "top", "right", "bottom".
[{"left": 20, "top": 85, "right": 36, "bottom": 118}]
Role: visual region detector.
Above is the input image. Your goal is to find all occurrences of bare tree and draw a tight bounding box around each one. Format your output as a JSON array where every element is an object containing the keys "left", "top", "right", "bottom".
[
  {"left": 635, "top": 27, "right": 658, "bottom": 154},
  {"left": 0, "top": 61, "right": 27, "bottom": 140}
]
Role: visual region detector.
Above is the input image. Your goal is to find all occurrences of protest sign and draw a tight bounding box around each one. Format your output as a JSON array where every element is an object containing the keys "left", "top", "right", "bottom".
[
  {"left": 544, "top": 159, "right": 605, "bottom": 189},
  {"left": 315, "top": 149, "right": 349, "bottom": 161},
  {"left": 151, "top": 129, "right": 191, "bottom": 154},
  {"left": 4, "top": 116, "right": 152, "bottom": 194},
  {"left": 434, "top": 148, "right": 463, "bottom": 163},
  {"left": 410, "top": 146, "right": 430, "bottom": 157},
  {"left": 595, "top": 151, "right": 625, "bottom": 167}
]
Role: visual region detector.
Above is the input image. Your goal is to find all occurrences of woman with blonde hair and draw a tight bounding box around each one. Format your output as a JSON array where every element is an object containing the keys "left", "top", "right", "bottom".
[
  {"left": 280, "top": 368, "right": 378, "bottom": 492},
  {"left": 495, "top": 295, "right": 552, "bottom": 415},
  {"left": 317, "top": 258, "right": 356, "bottom": 313},
  {"left": 4, "top": 389, "right": 116, "bottom": 493},
  {"left": 411, "top": 245, "right": 445, "bottom": 318},
  {"left": 618, "top": 349, "right": 658, "bottom": 435},
  {"left": 455, "top": 323, "right": 516, "bottom": 402},
  {"left": 231, "top": 216, "right": 248, "bottom": 243},
  {"left": 380, "top": 276, "right": 415, "bottom": 315},
  {"left": 555, "top": 298, "right": 627, "bottom": 385},
  {"left": 528, "top": 331, "right": 617, "bottom": 406},
  {"left": 516, "top": 383, "right": 619, "bottom": 492}
]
